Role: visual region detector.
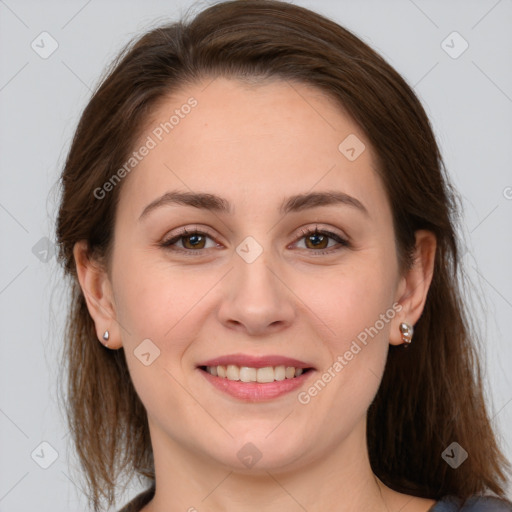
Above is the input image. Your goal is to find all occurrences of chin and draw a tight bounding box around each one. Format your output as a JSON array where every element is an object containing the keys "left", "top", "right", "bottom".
[{"left": 198, "top": 431, "right": 312, "bottom": 473}]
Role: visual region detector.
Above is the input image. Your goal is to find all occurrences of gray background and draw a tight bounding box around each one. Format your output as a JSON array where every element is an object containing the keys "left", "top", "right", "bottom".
[{"left": 1, "top": 0, "right": 511, "bottom": 510}]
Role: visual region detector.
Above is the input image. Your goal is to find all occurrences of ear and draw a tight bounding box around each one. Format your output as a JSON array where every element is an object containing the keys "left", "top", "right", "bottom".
[
  {"left": 389, "top": 230, "right": 437, "bottom": 346},
  {"left": 73, "top": 240, "right": 123, "bottom": 349}
]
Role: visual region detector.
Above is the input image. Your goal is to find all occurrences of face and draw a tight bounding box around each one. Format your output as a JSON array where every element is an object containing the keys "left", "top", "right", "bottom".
[{"left": 103, "top": 77, "right": 409, "bottom": 472}]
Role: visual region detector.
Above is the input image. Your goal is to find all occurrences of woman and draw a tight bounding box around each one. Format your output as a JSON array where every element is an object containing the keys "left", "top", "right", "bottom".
[{"left": 55, "top": 1, "right": 512, "bottom": 511}]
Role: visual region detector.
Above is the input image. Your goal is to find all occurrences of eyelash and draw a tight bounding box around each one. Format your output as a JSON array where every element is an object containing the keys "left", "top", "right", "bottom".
[{"left": 159, "top": 225, "right": 350, "bottom": 256}]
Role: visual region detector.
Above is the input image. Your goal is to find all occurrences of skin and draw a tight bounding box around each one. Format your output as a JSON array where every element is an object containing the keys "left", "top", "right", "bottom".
[{"left": 74, "top": 77, "right": 437, "bottom": 511}]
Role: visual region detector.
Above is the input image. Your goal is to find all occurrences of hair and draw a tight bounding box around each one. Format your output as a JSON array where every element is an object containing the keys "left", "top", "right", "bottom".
[{"left": 55, "top": 0, "right": 511, "bottom": 510}]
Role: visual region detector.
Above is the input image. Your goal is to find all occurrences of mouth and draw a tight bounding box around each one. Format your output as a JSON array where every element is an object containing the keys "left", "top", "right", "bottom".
[
  {"left": 196, "top": 355, "right": 316, "bottom": 402},
  {"left": 198, "top": 364, "right": 314, "bottom": 382}
]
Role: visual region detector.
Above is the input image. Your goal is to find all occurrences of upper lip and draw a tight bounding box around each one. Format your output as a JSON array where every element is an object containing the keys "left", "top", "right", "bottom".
[{"left": 198, "top": 353, "right": 315, "bottom": 369}]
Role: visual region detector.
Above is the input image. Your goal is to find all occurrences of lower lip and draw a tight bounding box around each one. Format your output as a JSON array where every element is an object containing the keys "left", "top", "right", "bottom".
[{"left": 198, "top": 368, "right": 314, "bottom": 402}]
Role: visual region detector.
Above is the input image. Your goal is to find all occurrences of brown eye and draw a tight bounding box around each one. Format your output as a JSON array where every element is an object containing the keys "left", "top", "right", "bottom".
[
  {"left": 304, "top": 231, "right": 330, "bottom": 250},
  {"left": 181, "top": 233, "right": 207, "bottom": 249},
  {"left": 160, "top": 225, "right": 348, "bottom": 257},
  {"left": 294, "top": 227, "right": 349, "bottom": 254},
  {"left": 160, "top": 227, "right": 218, "bottom": 253}
]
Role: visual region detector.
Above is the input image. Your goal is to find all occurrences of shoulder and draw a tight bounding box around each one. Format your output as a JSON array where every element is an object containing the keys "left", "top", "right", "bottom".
[
  {"left": 118, "top": 484, "right": 155, "bottom": 512},
  {"left": 432, "top": 495, "right": 512, "bottom": 511}
]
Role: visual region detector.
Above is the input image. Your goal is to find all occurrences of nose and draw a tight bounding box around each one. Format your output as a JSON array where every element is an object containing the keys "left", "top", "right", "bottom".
[{"left": 217, "top": 247, "right": 296, "bottom": 337}]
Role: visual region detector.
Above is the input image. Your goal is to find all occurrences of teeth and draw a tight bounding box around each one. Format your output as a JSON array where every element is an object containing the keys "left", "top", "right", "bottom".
[
  {"left": 226, "top": 365, "right": 240, "bottom": 381},
  {"left": 239, "top": 366, "right": 256, "bottom": 382},
  {"left": 205, "top": 364, "right": 307, "bottom": 382},
  {"left": 285, "top": 366, "right": 295, "bottom": 379},
  {"left": 256, "top": 367, "right": 274, "bottom": 383},
  {"left": 274, "top": 365, "right": 286, "bottom": 381}
]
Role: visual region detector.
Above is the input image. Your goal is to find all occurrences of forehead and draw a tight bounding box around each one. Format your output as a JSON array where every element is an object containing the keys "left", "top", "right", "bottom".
[{"left": 118, "top": 76, "right": 389, "bottom": 220}]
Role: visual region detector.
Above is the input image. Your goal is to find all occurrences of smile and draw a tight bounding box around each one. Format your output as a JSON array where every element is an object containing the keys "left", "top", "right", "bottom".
[
  {"left": 198, "top": 363, "right": 315, "bottom": 402},
  {"left": 201, "top": 364, "right": 309, "bottom": 382}
]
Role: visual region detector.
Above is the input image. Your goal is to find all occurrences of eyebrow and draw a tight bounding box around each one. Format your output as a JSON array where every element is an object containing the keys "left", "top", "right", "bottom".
[{"left": 138, "top": 189, "right": 369, "bottom": 220}]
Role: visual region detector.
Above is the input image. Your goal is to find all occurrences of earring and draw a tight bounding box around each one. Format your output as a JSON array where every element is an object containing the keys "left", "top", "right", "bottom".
[
  {"left": 102, "top": 330, "right": 110, "bottom": 346},
  {"left": 399, "top": 322, "right": 414, "bottom": 346}
]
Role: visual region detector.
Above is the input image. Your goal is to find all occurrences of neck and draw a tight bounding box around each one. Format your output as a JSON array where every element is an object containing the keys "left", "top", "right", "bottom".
[{"left": 142, "top": 416, "right": 398, "bottom": 512}]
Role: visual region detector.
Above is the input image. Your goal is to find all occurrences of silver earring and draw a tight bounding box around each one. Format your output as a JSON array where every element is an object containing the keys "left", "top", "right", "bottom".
[
  {"left": 399, "top": 322, "right": 414, "bottom": 346},
  {"left": 102, "top": 330, "right": 110, "bottom": 345}
]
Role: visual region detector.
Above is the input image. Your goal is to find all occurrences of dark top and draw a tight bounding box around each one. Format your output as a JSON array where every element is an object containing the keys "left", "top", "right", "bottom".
[
  {"left": 118, "top": 485, "right": 512, "bottom": 511},
  {"left": 118, "top": 485, "right": 154, "bottom": 512},
  {"left": 428, "top": 496, "right": 512, "bottom": 511}
]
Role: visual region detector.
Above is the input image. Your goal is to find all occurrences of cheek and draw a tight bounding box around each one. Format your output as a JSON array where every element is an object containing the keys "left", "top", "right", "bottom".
[
  {"left": 112, "top": 246, "right": 210, "bottom": 341},
  {"left": 112, "top": 250, "right": 230, "bottom": 398},
  {"left": 296, "top": 266, "right": 395, "bottom": 427},
  {"left": 300, "top": 255, "right": 397, "bottom": 407},
  {"left": 310, "top": 259, "right": 396, "bottom": 349},
  {"left": 112, "top": 258, "right": 210, "bottom": 415}
]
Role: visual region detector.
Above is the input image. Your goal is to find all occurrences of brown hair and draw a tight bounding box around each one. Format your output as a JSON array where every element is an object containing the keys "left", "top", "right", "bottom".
[{"left": 55, "top": 0, "right": 511, "bottom": 510}]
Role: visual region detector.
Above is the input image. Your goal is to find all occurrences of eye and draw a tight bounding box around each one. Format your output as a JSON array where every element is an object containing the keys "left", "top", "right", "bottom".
[
  {"left": 159, "top": 227, "right": 219, "bottom": 253},
  {"left": 292, "top": 226, "right": 349, "bottom": 255},
  {"left": 159, "top": 225, "right": 349, "bottom": 256}
]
